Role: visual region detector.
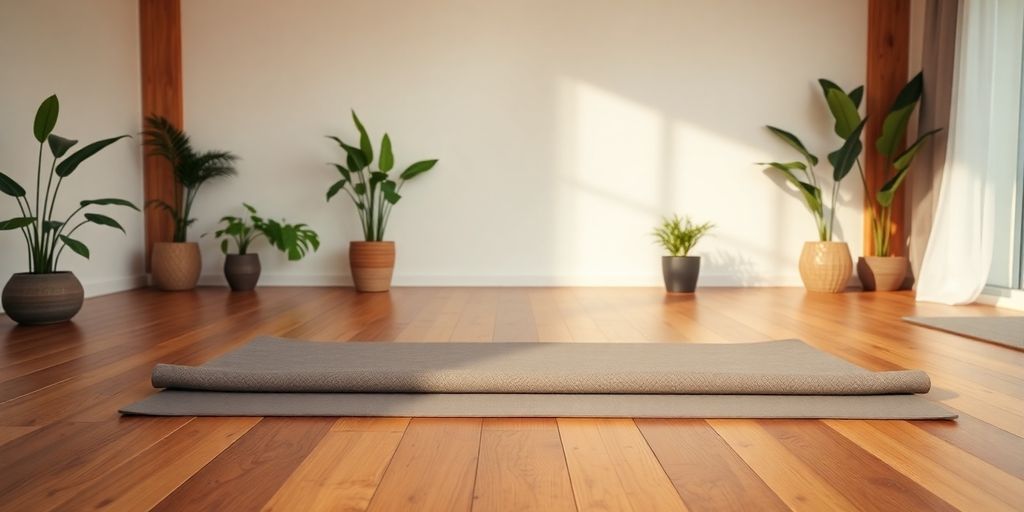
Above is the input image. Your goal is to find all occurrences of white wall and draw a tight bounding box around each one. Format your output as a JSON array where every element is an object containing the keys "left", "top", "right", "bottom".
[
  {"left": 0, "top": 0, "right": 146, "bottom": 300},
  {"left": 183, "top": 0, "right": 867, "bottom": 287}
]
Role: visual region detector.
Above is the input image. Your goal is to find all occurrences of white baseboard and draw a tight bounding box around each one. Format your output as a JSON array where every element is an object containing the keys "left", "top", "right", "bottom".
[
  {"left": 978, "top": 286, "right": 1024, "bottom": 311},
  {"left": 0, "top": 274, "right": 146, "bottom": 314}
]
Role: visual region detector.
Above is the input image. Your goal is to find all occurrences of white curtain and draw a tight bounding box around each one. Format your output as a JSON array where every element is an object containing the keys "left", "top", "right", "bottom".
[{"left": 916, "top": 0, "right": 1023, "bottom": 305}]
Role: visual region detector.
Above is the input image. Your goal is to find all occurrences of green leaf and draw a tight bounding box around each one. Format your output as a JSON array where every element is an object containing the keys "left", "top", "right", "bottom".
[
  {"left": 338, "top": 140, "right": 367, "bottom": 170},
  {"left": 330, "top": 163, "right": 351, "bottom": 181},
  {"left": 877, "top": 168, "right": 909, "bottom": 207},
  {"left": 382, "top": 180, "right": 401, "bottom": 204},
  {"left": 400, "top": 159, "right": 438, "bottom": 180},
  {"left": 220, "top": 239, "right": 229, "bottom": 254},
  {"left": 80, "top": 198, "right": 140, "bottom": 211},
  {"left": 848, "top": 86, "right": 864, "bottom": 109},
  {"left": 55, "top": 135, "right": 130, "bottom": 177},
  {"left": 890, "top": 71, "right": 924, "bottom": 113},
  {"left": 0, "top": 171, "right": 26, "bottom": 197},
  {"left": 823, "top": 87, "right": 861, "bottom": 139},
  {"left": 827, "top": 117, "right": 867, "bottom": 182},
  {"left": 58, "top": 235, "right": 89, "bottom": 259},
  {"left": 47, "top": 134, "right": 78, "bottom": 158},
  {"left": 761, "top": 164, "right": 822, "bottom": 216},
  {"left": 0, "top": 217, "right": 36, "bottom": 230},
  {"left": 351, "top": 111, "right": 373, "bottom": 164},
  {"left": 326, "top": 179, "right": 347, "bottom": 201},
  {"left": 43, "top": 220, "right": 63, "bottom": 233},
  {"left": 379, "top": 133, "right": 394, "bottom": 172},
  {"left": 243, "top": 203, "right": 257, "bottom": 214},
  {"left": 893, "top": 128, "right": 941, "bottom": 172},
  {"left": 84, "top": 213, "right": 125, "bottom": 234},
  {"left": 370, "top": 171, "right": 388, "bottom": 185},
  {"left": 756, "top": 161, "right": 807, "bottom": 172},
  {"left": 766, "top": 126, "right": 818, "bottom": 166},
  {"left": 876, "top": 73, "right": 925, "bottom": 157},
  {"left": 353, "top": 183, "right": 367, "bottom": 195},
  {"left": 34, "top": 95, "right": 59, "bottom": 143}
]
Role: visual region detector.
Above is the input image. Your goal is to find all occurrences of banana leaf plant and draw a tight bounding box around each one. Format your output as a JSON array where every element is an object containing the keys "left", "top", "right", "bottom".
[
  {"left": 759, "top": 108, "right": 868, "bottom": 242},
  {"left": 325, "top": 111, "right": 438, "bottom": 241},
  {"left": 215, "top": 203, "right": 320, "bottom": 260},
  {"left": 0, "top": 95, "right": 137, "bottom": 273},
  {"left": 819, "top": 72, "right": 941, "bottom": 256}
]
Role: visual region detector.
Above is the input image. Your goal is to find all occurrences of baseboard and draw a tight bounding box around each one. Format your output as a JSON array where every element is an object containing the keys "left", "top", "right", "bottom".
[
  {"left": 0, "top": 274, "right": 147, "bottom": 314},
  {"left": 978, "top": 286, "right": 1024, "bottom": 312}
]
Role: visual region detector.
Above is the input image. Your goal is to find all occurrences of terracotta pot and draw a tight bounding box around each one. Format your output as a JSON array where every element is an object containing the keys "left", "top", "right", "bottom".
[
  {"left": 798, "top": 241, "right": 852, "bottom": 293},
  {"left": 349, "top": 241, "right": 395, "bottom": 292},
  {"left": 2, "top": 272, "right": 84, "bottom": 325},
  {"left": 857, "top": 256, "right": 908, "bottom": 292},
  {"left": 224, "top": 253, "right": 261, "bottom": 291},
  {"left": 151, "top": 242, "right": 201, "bottom": 291},
  {"left": 662, "top": 256, "right": 701, "bottom": 293}
]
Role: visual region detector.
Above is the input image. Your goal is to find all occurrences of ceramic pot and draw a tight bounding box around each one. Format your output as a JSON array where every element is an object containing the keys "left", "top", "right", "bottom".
[
  {"left": 798, "top": 241, "right": 852, "bottom": 293},
  {"left": 857, "top": 256, "right": 908, "bottom": 292},
  {"left": 151, "top": 242, "right": 201, "bottom": 291},
  {"left": 2, "top": 272, "right": 84, "bottom": 325},
  {"left": 224, "top": 253, "right": 261, "bottom": 291},
  {"left": 662, "top": 256, "right": 701, "bottom": 293},
  {"left": 349, "top": 241, "right": 395, "bottom": 292}
]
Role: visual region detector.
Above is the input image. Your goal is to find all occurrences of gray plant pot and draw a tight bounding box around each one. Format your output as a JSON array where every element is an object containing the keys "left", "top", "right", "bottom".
[
  {"left": 2, "top": 272, "right": 85, "bottom": 325},
  {"left": 662, "top": 256, "right": 701, "bottom": 293},
  {"left": 224, "top": 253, "right": 261, "bottom": 292}
]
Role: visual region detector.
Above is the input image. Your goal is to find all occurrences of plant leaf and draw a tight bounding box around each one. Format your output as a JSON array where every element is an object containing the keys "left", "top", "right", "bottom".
[
  {"left": 893, "top": 128, "right": 941, "bottom": 171},
  {"left": 761, "top": 164, "right": 822, "bottom": 216},
  {"left": 243, "top": 203, "right": 257, "bottom": 214},
  {"left": 330, "top": 163, "right": 351, "bottom": 181},
  {"left": 827, "top": 117, "right": 868, "bottom": 182},
  {"left": 220, "top": 239, "right": 229, "bottom": 254},
  {"left": 58, "top": 235, "right": 89, "bottom": 259},
  {"left": 43, "top": 220, "right": 63, "bottom": 233},
  {"left": 47, "top": 134, "right": 78, "bottom": 158},
  {"left": 0, "top": 217, "right": 36, "bottom": 230},
  {"left": 823, "top": 87, "right": 861, "bottom": 139},
  {"left": 400, "top": 159, "right": 438, "bottom": 180},
  {"left": 84, "top": 212, "right": 125, "bottom": 234},
  {"left": 56, "top": 135, "right": 130, "bottom": 177},
  {"left": 379, "top": 133, "right": 394, "bottom": 172},
  {"left": 766, "top": 126, "right": 818, "bottom": 166},
  {"left": 848, "top": 86, "right": 864, "bottom": 109},
  {"left": 353, "top": 183, "right": 367, "bottom": 195},
  {"left": 338, "top": 140, "right": 367, "bottom": 170},
  {"left": 34, "top": 95, "right": 59, "bottom": 143},
  {"left": 0, "top": 171, "right": 26, "bottom": 197},
  {"left": 351, "top": 111, "right": 373, "bottom": 164},
  {"left": 877, "top": 168, "right": 909, "bottom": 208},
  {"left": 382, "top": 180, "right": 401, "bottom": 204},
  {"left": 876, "top": 72, "right": 925, "bottom": 157},
  {"left": 80, "top": 198, "right": 140, "bottom": 211},
  {"left": 326, "top": 179, "right": 347, "bottom": 201}
]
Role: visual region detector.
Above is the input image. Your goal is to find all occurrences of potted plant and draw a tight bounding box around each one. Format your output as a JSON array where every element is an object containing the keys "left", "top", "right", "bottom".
[
  {"left": 142, "top": 116, "right": 238, "bottom": 291},
  {"left": 325, "top": 111, "right": 438, "bottom": 292},
  {"left": 214, "top": 203, "right": 320, "bottom": 291},
  {"left": 0, "top": 95, "right": 137, "bottom": 324},
  {"left": 759, "top": 93, "right": 867, "bottom": 293},
  {"left": 818, "top": 73, "right": 941, "bottom": 290},
  {"left": 652, "top": 215, "right": 713, "bottom": 293}
]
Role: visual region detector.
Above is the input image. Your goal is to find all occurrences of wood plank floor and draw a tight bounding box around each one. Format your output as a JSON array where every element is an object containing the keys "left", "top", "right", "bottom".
[{"left": 1, "top": 286, "right": 1022, "bottom": 511}]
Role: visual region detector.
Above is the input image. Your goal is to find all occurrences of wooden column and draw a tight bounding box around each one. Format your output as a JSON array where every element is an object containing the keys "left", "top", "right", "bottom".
[
  {"left": 139, "top": 0, "right": 183, "bottom": 268},
  {"left": 864, "top": 0, "right": 911, "bottom": 256}
]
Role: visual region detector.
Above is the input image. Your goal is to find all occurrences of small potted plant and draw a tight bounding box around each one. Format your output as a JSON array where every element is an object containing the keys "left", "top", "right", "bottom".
[
  {"left": 758, "top": 85, "right": 867, "bottom": 293},
  {"left": 652, "top": 215, "right": 713, "bottom": 293},
  {"left": 0, "top": 94, "right": 137, "bottom": 324},
  {"left": 325, "top": 111, "right": 438, "bottom": 292},
  {"left": 142, "top": 116, "right": 238, "bottom": 291},
  {"left": 214, "top": 203, "right": 320, "bottom": 291},
  {"left": 818, "top": 74, "right": 941, "bottom": 291}
]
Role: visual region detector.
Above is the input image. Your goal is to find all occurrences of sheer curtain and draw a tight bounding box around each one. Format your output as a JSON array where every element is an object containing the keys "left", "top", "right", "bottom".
[{"left": 916, "top": 0, "right": 1023, "bottom": 305}]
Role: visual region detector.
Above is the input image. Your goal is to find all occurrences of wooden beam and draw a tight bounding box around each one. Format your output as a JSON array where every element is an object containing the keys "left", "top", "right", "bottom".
[
  {"left": 139, "top": 0, "right": 183, "bottom": 268},
  {"left": 864, "top": 0, "right": 911, "bottom": 256}
]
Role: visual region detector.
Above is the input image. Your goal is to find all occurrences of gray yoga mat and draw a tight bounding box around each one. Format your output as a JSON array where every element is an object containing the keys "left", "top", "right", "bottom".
[
  {"left": 121, "top": 337, "right": 955, "bottom": 420},
  {"left": 904, "top": 316, "right": 1024, "bottom": 350}
]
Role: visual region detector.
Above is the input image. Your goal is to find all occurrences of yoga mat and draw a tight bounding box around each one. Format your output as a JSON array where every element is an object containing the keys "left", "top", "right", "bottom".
[{"left": 904, "top": 316, "right": 1024, "bottom": 351}]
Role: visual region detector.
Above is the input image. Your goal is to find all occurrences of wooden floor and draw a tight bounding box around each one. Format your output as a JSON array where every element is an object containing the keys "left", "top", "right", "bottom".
[{"left": 1, "top": 287, "right": 1022, "bottom": 511}]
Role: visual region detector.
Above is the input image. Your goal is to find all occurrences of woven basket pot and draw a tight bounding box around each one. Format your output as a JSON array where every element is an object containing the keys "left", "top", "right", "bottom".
[
  {"left": 1, "top": 272, "right": 84, "bottom": 325},
  {"left": 798, "top": 241, "right": 852, "bottom": 293},
  {"left": 857, "top": 256, "right": 908, "bottom": 292},
  {"left": 349, "top": 241, "right": 395, "bottom": 292},
  {"left": 151, "top": 242, "right": 201, "bottom": 291}
]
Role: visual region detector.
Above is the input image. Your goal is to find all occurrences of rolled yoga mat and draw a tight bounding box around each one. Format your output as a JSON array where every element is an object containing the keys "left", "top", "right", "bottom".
[{"left": 121, "top": 337, "right": 956, "bottom": 419}]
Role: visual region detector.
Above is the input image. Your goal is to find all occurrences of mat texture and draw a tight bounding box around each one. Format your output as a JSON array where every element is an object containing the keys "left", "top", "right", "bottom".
[
  {"left": 904, "top": 316, "right": 1024, "bottom": 350},
  {"left": 122, "top": 337, "right": 955, "bottom": 419}
]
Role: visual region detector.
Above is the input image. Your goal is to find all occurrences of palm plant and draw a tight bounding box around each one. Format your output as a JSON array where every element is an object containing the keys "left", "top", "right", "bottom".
[
  {"left": 818, "top": 73, "right": 941, "bottom": 256},
  {"left": 215, "top": 203, "right": 320, "bottom": 260},
  {"left": 0, "top": 95, "right": 137, "bottom": 273},
  {"left": 652, "top": 215, "right": 714, "bottom": 256},
  {"left": 142, "top": 116, "right": 238, "bottom": 242},
  {"left": 325, "top": 111, "right": 438, "bottom": 241}
]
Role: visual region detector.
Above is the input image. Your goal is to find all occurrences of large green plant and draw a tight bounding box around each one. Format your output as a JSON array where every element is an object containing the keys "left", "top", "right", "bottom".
[
  {"left": 215, "top": 203, "right": 320, "bottom": 260},
  {"left": 142, "top": 116, "right": 238, "bottom": 242},
  {"left": 325, "top": 111, "right": 438, "bottom": 241},
  {"left": 818, "top": 72, "right": 941, "bottom": 256},
  {"left": 652, "top": 215, "right": 714, "bottom": 257},
  {"left": 0, "top": 95, "right": 137, "bottom": 273},
  {"left": 759, "top": 87, "right": 868, "bottom": 242}
]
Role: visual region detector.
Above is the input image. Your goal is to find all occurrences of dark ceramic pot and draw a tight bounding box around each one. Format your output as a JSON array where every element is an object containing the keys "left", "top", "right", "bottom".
[
  {"left": 224, "top": 253, "right": 261, "bottom": 291},
  {"left": 2, "top": 272, "right": 85, "bottom": 325},
  {"left": 662, "top": 256, "right": 701, "bottom": 293}
]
